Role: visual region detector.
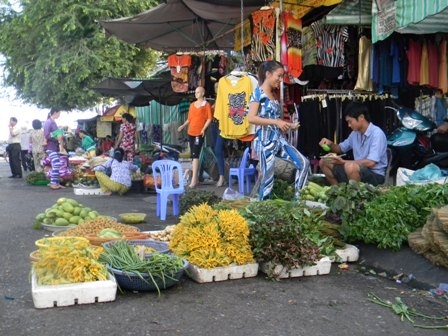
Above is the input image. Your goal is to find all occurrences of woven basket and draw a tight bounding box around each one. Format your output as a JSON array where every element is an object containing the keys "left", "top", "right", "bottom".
[
  {"left": 107, "top": 259, "right": 188, "bottom": 292},
  {"left": 86, "top": 232, "right": 150, "bottom": 246}
]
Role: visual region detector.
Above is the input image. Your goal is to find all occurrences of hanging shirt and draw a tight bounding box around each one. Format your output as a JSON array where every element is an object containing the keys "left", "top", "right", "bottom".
[
  {"left": 250, "top": 8, "right": 276, "bottom": 62},
  {"left": 214, "top": 75, "right": 254, "bottom": 139},
  {"left": 283, "top": 12, "right": 303, "bottom": 79},
  {"left": 354, "top": 36, "right": 373, "bottom": 91},
  {"left": 439, "top": 39, "right": 448, "bottom": 93},
  {"left": 310, "top": 20, "right": 348, "bottom": 68},
  {"left": 406, "top": 39, "right": 422, "bottom": 85},
  {"left": 167, "top": 54, "right": 192, "bottom": 93}
]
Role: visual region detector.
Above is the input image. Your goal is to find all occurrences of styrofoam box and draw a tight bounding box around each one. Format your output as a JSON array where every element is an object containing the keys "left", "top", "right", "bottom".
[
  {"left": 31, "top": 271, "right": 117, "bottom": 309},
  {"left": 186, "top": 263, "right": 259, "bottom": 283},
  {"left": 259, "top": 257, "right": 332, "bottom": 279},
  {"left": 335, "top": 244, "right": 359, "bottom": 262},
  {"left": 74, "top": 188, "right": 104, "bottom": 195}
]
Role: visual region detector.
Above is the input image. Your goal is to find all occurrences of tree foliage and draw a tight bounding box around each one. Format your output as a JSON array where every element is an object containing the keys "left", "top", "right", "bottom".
[{"left": 0, "top": 0, "right": 159, "bottom": 110}]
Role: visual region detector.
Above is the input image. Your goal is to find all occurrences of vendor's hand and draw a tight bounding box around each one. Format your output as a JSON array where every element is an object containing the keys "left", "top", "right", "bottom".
[
  {"left": 177, "top": 126, "right": 183, "bottom": 132},
  {"left": 319, "top": 138, "right": 333, "bottom": 147},
  {"left": 276, "top": 119, "right": 291, "bottom": 133}
]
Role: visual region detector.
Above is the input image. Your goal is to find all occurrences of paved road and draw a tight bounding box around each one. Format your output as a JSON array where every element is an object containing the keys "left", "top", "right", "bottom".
[{"left": 0, "top": 159, "right": 447, "bottom": 336}]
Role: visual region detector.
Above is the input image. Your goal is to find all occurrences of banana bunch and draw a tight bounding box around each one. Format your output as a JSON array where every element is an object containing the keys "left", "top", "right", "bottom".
[{"left": 299, "top": 182, "right": 330, "bottom": 202}]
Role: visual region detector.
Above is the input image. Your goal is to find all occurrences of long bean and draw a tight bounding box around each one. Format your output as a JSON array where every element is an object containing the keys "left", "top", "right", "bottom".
[{"left": 100, "top": 240, "right": 184, "bottom": 295}]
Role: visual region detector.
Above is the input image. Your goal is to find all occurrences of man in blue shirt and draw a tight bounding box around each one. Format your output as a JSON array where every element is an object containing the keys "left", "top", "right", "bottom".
[{"left": 318, "top": 102, "right": 388, "bottom": 186}]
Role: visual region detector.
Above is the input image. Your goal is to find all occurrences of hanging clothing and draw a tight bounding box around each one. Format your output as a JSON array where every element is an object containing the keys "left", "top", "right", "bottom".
[
  {"left": 427, "top": 40, "right": 439, "bottom": 89},
  {"left": 310, "top": 20, "right": 348, "bottom": 68},
  {"left": 214, "top": 75, "right": 254, "bottom": 139},
  {"left": 282, "top": 12, "right": 303, "bottom": 79},
  {"left": 354, "top": 36, "right": 374, "bottom": 91},
  {"left": 439, "top": 39, "right": 448, "bottom": 93},
  {"left": 250, "top": 8, "right": 276, "bottom": 62},
  {"left": 420, "top": 41, "right": 429, "bottom": 86},
  {"left": 167, "top": 54, "right": 192, "bottom": 93},
  {"left": 406, "top": 39, "right": 422, "bottom": 85},
  {"left": 301, "top": 26, "right": 317, "bottom": 67}
]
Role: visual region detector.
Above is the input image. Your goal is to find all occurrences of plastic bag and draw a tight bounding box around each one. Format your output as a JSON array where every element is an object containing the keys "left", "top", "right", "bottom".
[
  {"left": 222, "top": 187, "right": 245, "bottom": 201},
  {"left": 409, "top": 163, "right": 443, "bottom": 182}
]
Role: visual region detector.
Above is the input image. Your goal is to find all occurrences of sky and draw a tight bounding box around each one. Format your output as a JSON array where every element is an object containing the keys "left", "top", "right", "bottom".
[{"left": 0, "top": 84, "right": 98, "bottom": 142}]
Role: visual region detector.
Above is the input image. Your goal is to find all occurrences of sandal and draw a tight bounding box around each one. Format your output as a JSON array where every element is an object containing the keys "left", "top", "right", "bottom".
[{"left": 49, "top": 184, "right": 65, "bottom": 190}]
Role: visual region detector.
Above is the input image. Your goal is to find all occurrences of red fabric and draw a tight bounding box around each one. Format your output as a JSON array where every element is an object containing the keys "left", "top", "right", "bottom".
[{"left": 406, "top": 39, "right": 421, "bottom": 85}]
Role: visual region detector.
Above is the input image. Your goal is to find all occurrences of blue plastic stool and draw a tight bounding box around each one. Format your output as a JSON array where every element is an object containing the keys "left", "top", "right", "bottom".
[
  {"left": 152, "top": 159, "right": 185, "bottom": 221},
  {"left": 228, "top": 147, "right": 257, "bottom": 195}
]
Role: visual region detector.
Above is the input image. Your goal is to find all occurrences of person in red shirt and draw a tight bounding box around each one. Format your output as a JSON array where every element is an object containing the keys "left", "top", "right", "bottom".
[
  {"left": 177, "top": 86, "right": 212, "bottom": 188},
  {"left": 100, "top": 135, "right": 114, "bottom": 155}
]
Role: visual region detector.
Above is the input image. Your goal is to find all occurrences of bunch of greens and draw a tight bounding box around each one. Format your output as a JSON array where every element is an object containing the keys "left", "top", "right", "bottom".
[
  {"left": 325, "top": 180, "right": 381, "bottom": 224},
  {"left": 343, "top": 183, "right": 448, "bottom": 250},
  {"left": 179, "top": 189, "right": 221, "bottom": 215},
  {"left": 270, "top": 179, "right": 295, "bottom": 201},
  {"left": 240, "top": 199, "right": 336, "bottom": 279}
]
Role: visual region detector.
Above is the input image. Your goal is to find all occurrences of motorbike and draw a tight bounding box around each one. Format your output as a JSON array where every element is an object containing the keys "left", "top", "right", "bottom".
[{"left": 386, "top": 105, "right": 448, "bottom": 174}]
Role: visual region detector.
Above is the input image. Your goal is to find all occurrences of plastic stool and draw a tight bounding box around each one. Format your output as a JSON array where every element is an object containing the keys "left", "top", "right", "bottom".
[{"left": 228, "top": 147, "right": 257, "bottom": 195}]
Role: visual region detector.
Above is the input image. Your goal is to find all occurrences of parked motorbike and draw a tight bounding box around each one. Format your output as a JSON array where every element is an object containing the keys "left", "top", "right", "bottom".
[
  {"left": 386, "top": 105, "right": 448, "bottom": 174},
  {"left": 151, "top": 142, "right": 183, "bottom": 161}
]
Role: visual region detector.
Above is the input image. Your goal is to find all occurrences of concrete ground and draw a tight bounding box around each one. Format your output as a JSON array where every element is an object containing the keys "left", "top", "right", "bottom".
[{"left": 0, "top": 158, "right": 447, "bottom": 336}]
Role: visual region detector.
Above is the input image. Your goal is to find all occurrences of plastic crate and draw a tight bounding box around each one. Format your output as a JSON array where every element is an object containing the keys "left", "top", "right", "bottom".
[
  {"left": 107, "top": 259, "right": 188, "bottom": 292},
  {"left": 259, "top": 257, "right": 332, "bottom": 279},
  {"left": 186, "top": 263, "right": 259, "bottom": 283},
  {"left": 31, "top": 271, "right": 117, "bottom": 309}
]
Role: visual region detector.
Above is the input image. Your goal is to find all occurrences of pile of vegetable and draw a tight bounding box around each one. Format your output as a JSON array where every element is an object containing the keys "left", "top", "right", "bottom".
[
  {"left": 179, "top": 189, "right": 221, "bottom": 215},
  {"left": 240, "top": 199, "right": 339, "bottom": 279},
  {"left": 25, "top": 171, "right": 47, "bottom": 185},
  {"left": 343, "top": 183, "right": 448, "bottom": 251},
  {"left": 33, "top": 237, "right": 107, "bottom": 285},
  {"left": 33, "top": 197, "right": 103, "bottom": 229},
  {"left": 169, "top": 204, "right": 255, "bottom": 269},
  {"left": 148, "top": 225, "right": 176, "bottom": 242},
  {"left": 298, "top": 181, "right": 331, "bottom": 202},
  {"left": 100, "top": 240, "right": 184, "bottom": 295},
  {"left": 57, "top": 217, "right": 139, "bottom": 237}
]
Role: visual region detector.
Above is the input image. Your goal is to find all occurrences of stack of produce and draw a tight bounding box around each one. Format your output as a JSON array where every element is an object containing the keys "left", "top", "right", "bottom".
[
  {"left": 57, "top": 217, "right": 140, "bottom": 237},
  {"left": 240, "top": 199, "right": 339, "bottom": 279},
  {"left": 33, "top": 197, "right": 102, "bottom": 229},
  {"left": 408, "top": 205, "right": 448, "bottom": 268},
  {"left": 100, "top": 240, "right": 186, "bottom": 294},
  {"left": 148, "top": 225, "right": 176, "bottom": 242},
  {"left": 33, "top": 237, "right": 107, "bottom": 285},
  {"left": 298, "top": 181, "right": 331, "bottom": 202},
  {"left": 169, "top": 204, "right": 255, "bottom": 269}
]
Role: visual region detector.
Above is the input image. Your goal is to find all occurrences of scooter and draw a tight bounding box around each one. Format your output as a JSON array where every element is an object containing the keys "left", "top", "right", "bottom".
[{"left": 386, "top": 105, "right": 448, "bottom": 173}]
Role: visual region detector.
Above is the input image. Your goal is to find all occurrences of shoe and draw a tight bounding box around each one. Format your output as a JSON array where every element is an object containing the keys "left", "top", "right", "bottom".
[
  {"left": 8, "top": 175, "right": 15, "bottom": 178},
  {"left": 216, "top": 178, "right": 225, "bottom": 187},
  {"left": 16, "top": 175, "right": 22, "bottom": 178}
]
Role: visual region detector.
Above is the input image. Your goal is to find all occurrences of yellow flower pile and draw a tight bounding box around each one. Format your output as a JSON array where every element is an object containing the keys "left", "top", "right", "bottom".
[
  {"left": 33, "top": 237, "right": 108, "bottom": 285},
  {"left": 169, "top": 203, "right": 254, "bottom": 269}
]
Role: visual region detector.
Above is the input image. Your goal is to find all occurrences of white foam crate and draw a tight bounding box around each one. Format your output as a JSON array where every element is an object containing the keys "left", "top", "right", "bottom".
[
  {"left": 186, "top": 263, "right": 259, "bottom": 283},
  {"left": 74, "top": 188, "right": 104, "bottom": 195},
  {"left": 259, "top": 257, "right": 332, "bottom": 279},
  {"left": 335, "top": 244, "right": 359, "bottom": 262},
  {"left": 31, "top": 271, "right": 117, "bottom": 309}
]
